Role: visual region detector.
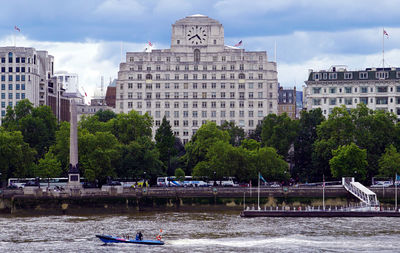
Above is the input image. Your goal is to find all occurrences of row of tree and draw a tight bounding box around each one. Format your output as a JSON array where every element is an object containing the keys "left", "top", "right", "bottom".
[{"left": 1, "top": 99, "right": 400, "bottom": 186}]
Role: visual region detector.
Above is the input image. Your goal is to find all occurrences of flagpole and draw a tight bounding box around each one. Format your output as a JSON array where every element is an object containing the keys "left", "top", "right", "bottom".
[
  {"left": 258, "top": 172, "right": 260, "bottom": 210},
  {"left": 394, "top": 173, "right": 397, "bottom": 212},
  {"left": 13, "top": 28, "right": 16, "bottom": 47},
  {"left": 323, "top": 174, "right": 325, "bottom": 211},
  {"left": 383, "top": 28, "right": 385, "bottom": 69}
]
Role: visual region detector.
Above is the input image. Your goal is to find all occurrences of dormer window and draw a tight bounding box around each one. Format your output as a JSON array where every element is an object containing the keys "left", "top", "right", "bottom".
[
  {"left": 314, "top": 73, "right": 320, "bottom": 80},
  {"left": 376, "top": 71, "right": 388, "bottom": 79},
  {"left": 328, "top": 73, "right": 337, "bottom": 79},
  {"left": 359, "top": 72, "right": 368, "bottom": 79},
  {"left": 344, "top": 73, "right": 353, "bottom": 79}
]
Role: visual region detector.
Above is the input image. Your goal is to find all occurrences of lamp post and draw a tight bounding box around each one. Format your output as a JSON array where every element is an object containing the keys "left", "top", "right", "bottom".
[{"left": 213, "top": 171, "right": 216, "bottom": 187}]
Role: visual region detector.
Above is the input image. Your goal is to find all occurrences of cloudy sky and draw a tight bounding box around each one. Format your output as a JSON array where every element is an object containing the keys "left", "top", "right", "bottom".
[{"left": 1, "top": 0, "right": 400, "bottom": 97}]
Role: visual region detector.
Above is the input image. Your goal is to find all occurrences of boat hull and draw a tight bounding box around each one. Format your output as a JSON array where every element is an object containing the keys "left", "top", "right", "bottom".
[
  {"left": 96, "top": 235, "right": 164, "bottom": 245},
  {"left": 240, "top": 210, "right": 400, "bottom": 218}
]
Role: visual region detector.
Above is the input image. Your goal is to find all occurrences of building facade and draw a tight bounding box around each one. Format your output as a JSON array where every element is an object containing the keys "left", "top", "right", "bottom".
[
  {"left": 116, "top": 15, "right": 278, "bottom": 143},
  {"left": 304, "top": 66, "right": 400, "bottom": 117},
  {"left": 55, "top": 71, "right": 79, "bottom": 94},
  {"left": 278, "top": 86, "right": 296, "bottom": 119},
  {"left": 0, "top": 46, "right": 70, "bottom": 124}
]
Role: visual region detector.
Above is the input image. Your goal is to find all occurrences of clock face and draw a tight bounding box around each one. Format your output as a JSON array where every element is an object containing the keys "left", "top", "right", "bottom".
[{"left": 187, "top": 25, "right": 207, "bottom": 45}]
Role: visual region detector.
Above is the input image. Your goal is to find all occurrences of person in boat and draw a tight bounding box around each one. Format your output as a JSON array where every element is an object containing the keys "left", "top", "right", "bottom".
[{"left": 136, "top": 231, "right": 143, "bottom": 241}]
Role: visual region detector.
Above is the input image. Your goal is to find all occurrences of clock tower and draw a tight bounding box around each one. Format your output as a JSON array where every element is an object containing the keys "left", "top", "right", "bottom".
[{"left": 171, "top": 14, "right": 224, "bottom": 53}]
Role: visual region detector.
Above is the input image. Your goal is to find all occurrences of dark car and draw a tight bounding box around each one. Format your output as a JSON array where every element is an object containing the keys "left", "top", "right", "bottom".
[
  {"left": 107, "top": 181, "right": 122, "bottom": 186},
  {"left": 7, "top": 184, "right": 19, "bottom": 189},
  {"left": 83, "top": 182, "right": 98, "bottom": 188}
]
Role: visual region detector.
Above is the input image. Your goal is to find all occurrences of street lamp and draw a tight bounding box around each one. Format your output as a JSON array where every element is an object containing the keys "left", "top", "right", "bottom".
[{"left": 213, "top": 171, "right": 216, "bottom": 186}]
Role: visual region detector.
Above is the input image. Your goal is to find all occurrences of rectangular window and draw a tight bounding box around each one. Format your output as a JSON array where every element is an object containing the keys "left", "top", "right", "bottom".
[
  {"left": 361, "top": 87, "right": 368, "bottom": 93},
  {"left": 360, "top": 97, "right": 368, "bottom": 104},
  {"left": 376, "top": 97, "right": 388, "bottom": 104},
  {"left": 313, "top": 87, "right": 321, "bottom": 94},
  {"left": 377, "top": 86, "right": 388, "bottom": 93},
  {"left": 344, "top": 98, "right": 352, "bottom": 105},
  {"left": 345, "top": 87, "right": 352, "bottom": 93},
  {"left": 330, "top": 87, "right": 336, "bottom": 93},
  {"left": 21, "top": 93, "right": 25, "bottom": 99},
  {"left": 313, "top": 99, "right": 321, "bottom": 105}
]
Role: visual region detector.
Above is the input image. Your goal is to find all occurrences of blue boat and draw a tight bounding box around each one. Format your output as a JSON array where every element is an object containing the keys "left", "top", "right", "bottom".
[{"left": 96, "top": 234, "right": 164, "bottom": 245}]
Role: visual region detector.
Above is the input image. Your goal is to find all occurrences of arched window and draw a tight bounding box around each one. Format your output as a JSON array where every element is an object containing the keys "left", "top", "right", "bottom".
[
  {"left": 194, "top": 49, "right": 200, "bottom": 63},
  {"left": 146, "top": 74, "right": 152, "bottom": 80},
  {"left": 8, "top": 52, "right": 13, "bottom": 63},
  {"left": 239, "top": 73, "right": 245, "bottom": 79}
]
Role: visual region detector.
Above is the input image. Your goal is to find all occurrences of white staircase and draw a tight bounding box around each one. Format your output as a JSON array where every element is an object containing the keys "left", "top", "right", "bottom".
[{"left": 342, "top": 177, "right": 379, "bottom": 206}]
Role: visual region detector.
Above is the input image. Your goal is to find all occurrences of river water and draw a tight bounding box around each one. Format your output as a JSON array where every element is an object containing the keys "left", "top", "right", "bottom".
[{"left": 1, "top": 211, "right": 400, "bottom": 252}]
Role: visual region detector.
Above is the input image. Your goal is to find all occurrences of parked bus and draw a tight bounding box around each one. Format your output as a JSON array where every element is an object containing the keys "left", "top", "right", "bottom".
[
  {"left": 156, "top": 176, "right": 209, "bottom": 187},
  {"left": 8, "top": 177, "right": 83, "bottom": 189}
]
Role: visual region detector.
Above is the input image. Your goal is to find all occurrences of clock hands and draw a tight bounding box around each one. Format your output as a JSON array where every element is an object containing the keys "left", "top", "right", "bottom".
[{"left": 188, "top": 34, "right": 201, "bottom": 41}]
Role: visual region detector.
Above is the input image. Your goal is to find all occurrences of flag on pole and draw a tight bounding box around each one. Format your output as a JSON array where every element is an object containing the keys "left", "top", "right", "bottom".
[
  {"left": 148, "top": 41, "right": 153, "bottom": 47},
  {"left": 259, "top": 172, "right": 267, "bottom": 183},
  {"left": 234, "top": 40, "right": 242, "bottom": 47},
  {"left": 14, "top": 26, "right": 20, "bottom": 32},
  {"left": 383, "top": 29, "right": 389, "bottom": 38}
]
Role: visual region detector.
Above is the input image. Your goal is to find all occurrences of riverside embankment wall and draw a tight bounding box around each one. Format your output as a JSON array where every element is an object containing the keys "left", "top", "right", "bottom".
[{"left": 0, "top": 186, "right": 397, "bottom": 215}]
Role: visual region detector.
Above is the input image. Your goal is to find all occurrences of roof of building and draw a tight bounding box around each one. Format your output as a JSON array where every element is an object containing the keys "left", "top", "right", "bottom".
[{"left": 307, "top": 67, "right": 400, "bottom": 82}]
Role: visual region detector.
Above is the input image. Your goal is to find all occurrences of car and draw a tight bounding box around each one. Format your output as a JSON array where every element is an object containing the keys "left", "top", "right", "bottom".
[
  {"left": 108, "top": 181, "right": 122, "bottom": 186},
  {"left": 7, "top": 184, "right": 19, "bottom": 189},
  {"left": 83, "top": 182, "right": 98, "bottom": 188},
  {"left": 370, "top": 181, "right": 393, "bottom": 188}
]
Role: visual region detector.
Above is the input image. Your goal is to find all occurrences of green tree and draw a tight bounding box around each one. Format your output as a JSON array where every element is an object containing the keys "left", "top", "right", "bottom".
[
  {"left": 79, "top": 114, "right": 113, "bottom": 134},
  {"left": 155, "top": 117, "right": 176, "bottom": 175},
  {"left": 192, "top": 141, "right": 246, "bottom": 180},
  {"left": 313, "top": 104, "right": 398, "bottom": 182},
  {"left": 175, "top": 168, "right": 185, "bottom": 182},
  {"left": 248, "top": 121, "right": 263, "bottom": 142},
  {"left": 248, "top": 147, "right": 289, "bottom": 182},
  {"left": 183, "top": 121, "right": 230, "bottom": 173},
  {"left": 378, "top": 145, "right": 400, "bottom": 178},
  {"left": 95, "top": 109, "right": 116, "bottom": 122},
  {"left": 240, "top": 139, "right": 260, "bottom": 151},
  {"left": 37, "top": 151, "right": 62, "bottom": 188},
  {"left": 0, "top": 128, "right": 36, "bottom": 180},
  {"left": 51, "top": 121, "right": 70, "bottom": 173},
  {"left": 111, "top": 110, "right": 153, "bottom": 144},
  {"left": 293, "top": 108, "right": 324, "bottom": 182},
  {"left": 218, "top": 121, "right": 245, "bottom": 146},
  {"left": 313, "top": 106, "right": 354, "bottom": 181},
  {"left": 261, "top": 113, "right": 299, "bottom": 159},
  {"left": 329, "top": 143, "right": 368, "bottom": 181},
  {"left": 3, "top": 100, "right": 57, "bottom": 159},
  {"left": 78, "top": 130, "right": 121, "bottom": 184},
  {"left": 115, "top": 136, "right": 163, "bottom": 183}
]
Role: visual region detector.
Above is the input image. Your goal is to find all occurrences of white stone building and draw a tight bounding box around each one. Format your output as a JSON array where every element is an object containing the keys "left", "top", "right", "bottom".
[
  {"left": 54, "top": 71, "right": 79, "bottom": 94},
  {"left": 304, "top": 66, "right": 400, "bottom": 117},
  {"left": 116, "top": 15, "right": 278, "bottom": 143},
  {"left": 0, "top": 47, "right": 55, "bottom": 123}
]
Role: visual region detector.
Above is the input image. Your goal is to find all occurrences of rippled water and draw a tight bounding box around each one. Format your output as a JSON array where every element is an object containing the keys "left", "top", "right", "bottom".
[{"left": 1, "top": 211, "right": 400, "bottom": 252}]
